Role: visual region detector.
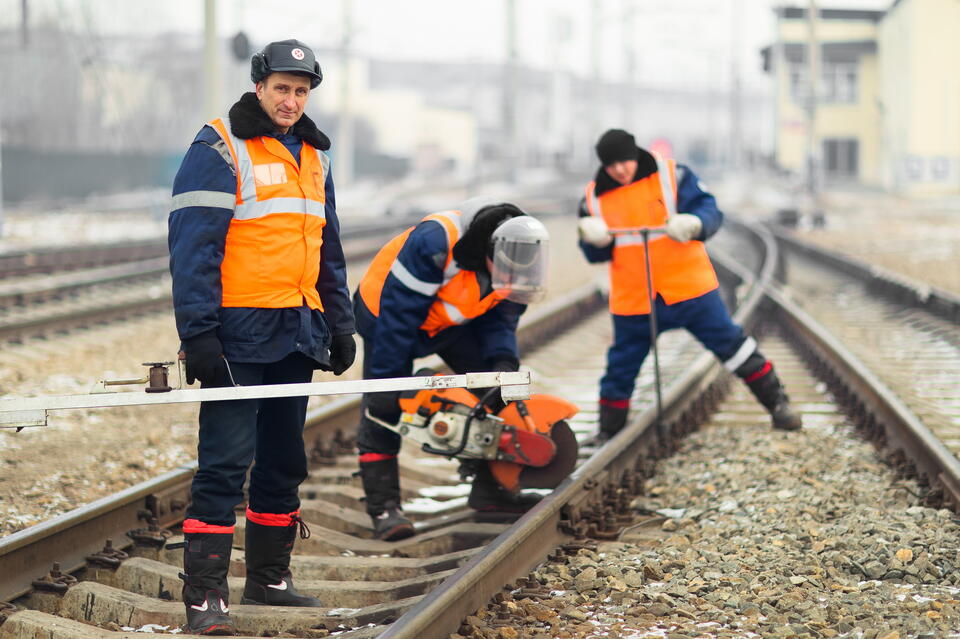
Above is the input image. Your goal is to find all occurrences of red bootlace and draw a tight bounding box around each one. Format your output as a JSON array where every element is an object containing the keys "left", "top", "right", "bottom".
[{"left": 290, "top": 513, "right": 311, "bottom": 539}]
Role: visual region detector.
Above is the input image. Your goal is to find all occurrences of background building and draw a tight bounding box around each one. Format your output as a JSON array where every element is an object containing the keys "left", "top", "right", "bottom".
[
  {"left": 0, "top": 0, "right": 776, "bottom": 207},
  {"left": 878, "top": 0, "right": 960, "bottom": 195},
  {"left": 763, "top": 1, "right": 960, "bottom": 196},
  {"left": 762, "top": 7, "right": 884, "bottom": 187}
]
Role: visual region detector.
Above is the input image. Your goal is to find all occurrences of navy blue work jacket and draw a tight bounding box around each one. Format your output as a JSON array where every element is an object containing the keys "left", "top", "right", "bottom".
[{"left": 168, "top": 124, "right": 355, "bottom": 366}]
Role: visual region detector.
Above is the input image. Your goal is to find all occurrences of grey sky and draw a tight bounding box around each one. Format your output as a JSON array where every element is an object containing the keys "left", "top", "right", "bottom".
[{"left": 5, "top": 0, "right": 890, "bottom": 90}]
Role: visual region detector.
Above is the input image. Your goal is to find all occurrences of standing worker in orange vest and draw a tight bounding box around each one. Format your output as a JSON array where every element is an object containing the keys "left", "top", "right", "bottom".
[
  {"left": 353, "top": 200, "right": 550, "bottom": 541},
  {"left": 168, "top": 39, "right": 356, "bottom": 635},
  {"left": 578, "top": 129, "right": 802, "bottom": 440}
]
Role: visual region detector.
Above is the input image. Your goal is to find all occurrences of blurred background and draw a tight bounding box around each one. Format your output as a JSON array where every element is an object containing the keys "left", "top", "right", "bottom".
[{"left": 0, "top": 0, "right": 956, "bottom": 241}]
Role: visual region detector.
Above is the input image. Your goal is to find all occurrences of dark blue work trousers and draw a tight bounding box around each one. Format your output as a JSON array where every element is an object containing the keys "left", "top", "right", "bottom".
[
  {"left": 356, "top": 323, "right": 491, "bottom": 456},
  {"left": 601, "top": 289, "right": 747, "bottom": 401},
  {"left": 186, "top": 352, "right": 314, "bottom": 527}
]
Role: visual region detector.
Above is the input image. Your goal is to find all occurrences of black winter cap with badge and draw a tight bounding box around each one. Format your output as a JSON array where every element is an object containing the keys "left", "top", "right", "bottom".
[{"left": 251, "top": 39, "right": 323, "bottom": 88}]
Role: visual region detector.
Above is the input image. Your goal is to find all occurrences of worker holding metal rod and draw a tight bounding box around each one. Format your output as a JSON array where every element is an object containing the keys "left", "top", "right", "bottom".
[{"left": 577, "top": 129, "right": 802, "bottom": 442}]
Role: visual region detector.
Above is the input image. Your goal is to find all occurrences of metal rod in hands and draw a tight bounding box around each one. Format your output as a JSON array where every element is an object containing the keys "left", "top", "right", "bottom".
[{"left": 640, "top": 228, "right": 663, "bottom": 424}]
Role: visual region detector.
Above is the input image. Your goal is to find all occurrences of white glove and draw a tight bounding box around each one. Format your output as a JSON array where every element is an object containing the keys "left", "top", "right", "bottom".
[
  {"left": 578, "top": 216, "right": 613, "bottom": 248},
  {"left": 665, "top": 214, "right": 703, "bottom": 243}
]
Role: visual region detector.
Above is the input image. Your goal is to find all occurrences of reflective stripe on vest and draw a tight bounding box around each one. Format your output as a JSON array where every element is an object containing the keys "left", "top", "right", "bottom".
[
  {"left": 584, "top": 157, "right": 718, "bottom": 315},
  {"left": 442, "top": 301, "right": 466, "bottom": 324},
  {"left": 654, "top": 153, "right": 677, "bottom": 217},
  {"left": 358, "top": 210, "right": 504, "bottom": 337},
  {"left": 207, "top": 116, "right": 329, "bottom": 310}
]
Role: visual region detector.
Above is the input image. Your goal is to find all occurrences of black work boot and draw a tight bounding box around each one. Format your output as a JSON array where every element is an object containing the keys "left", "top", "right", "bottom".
[
  {"left": 241, "top": 513, "right": 321, "bottom": 606},
  {"left": 598, "top": 402, "right": 629, "bottom": 440},
  {"left": 744, "top": 368, "right": 802, "bottom": 431},
  {"left": 359, "top": 456, "right": 415, "bottom": 541},
  {"left": 180, "top": 532, "right": 236, "bottom": 636},
  {"left": 467, "top": 465, "right": 542, "bottom": 514}
]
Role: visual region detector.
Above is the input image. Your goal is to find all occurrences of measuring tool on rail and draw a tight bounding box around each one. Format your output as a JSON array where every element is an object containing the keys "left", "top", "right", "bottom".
[
  {"left": 0, "top": 359, "right": 531, "bottom": 429},
  {"left": 0, "top": 358, "right": 580, "bottom": 494}
]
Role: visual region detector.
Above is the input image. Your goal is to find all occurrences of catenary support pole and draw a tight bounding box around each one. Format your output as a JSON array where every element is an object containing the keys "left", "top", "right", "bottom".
[
  {"left": 338, "top": 0, "right": 355, "bottom": 187},
  {"left": 805, "top": 0, "right": 821, "bottom": 207},
  {"left": 203, "top": 0, "right": 221, "bottom": 120}
]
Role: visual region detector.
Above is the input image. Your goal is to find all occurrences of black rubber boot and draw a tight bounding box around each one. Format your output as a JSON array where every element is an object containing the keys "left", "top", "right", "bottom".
[
  {"left": 598, "top": 403, "right": 629, "bottom": 440},
  {"left": 241, "top": 515, "right": 321, "bottom": 606},
  {"left": 467, "top": 464, "right": 542, "bottom": 514},
  {"left": 359, "top": 457, "right": 415, "bottom": 541},
  {"left": 180, "top": 532, "right": 236, "bottom": 636},
  {"left": 744, "top": 367, "right": 802, "bottom": 431}
]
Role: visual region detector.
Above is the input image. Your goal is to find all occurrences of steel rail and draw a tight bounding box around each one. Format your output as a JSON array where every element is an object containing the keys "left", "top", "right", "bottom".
[
  {"left": 0, "top": 218, "right": 418, "bottom": 308},
  {"left": 0, "top": 280, "right": 606, "bottom": 604},
  {"left": 0, "top": 257, "right": 169, "bottom": 307},
  {"left": 0, "top": 239, "right": 169, "bottom": 280},
  {"left": 768, "top": 224, "right": 960, "bottom": 324},
  {"left": 766, "top": 284, "right": 960, "bottom": 509},
  {"left": 0, "top": 194, "right": 574, "bottom": 342},
  {"left": 0, "top": 214, "right": 427, "bottom": 280},
  {"left": 0, "top": 230, "right": 413, "bottom": 343}
]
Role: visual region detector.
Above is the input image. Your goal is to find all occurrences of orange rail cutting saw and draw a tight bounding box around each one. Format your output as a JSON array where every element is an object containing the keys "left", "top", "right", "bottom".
[{"left": 366, "top": 369, "right": 579, "bottom": 493}]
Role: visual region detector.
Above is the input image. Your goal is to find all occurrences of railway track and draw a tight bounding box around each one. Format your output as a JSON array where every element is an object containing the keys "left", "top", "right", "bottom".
[
  {"left": 0, "top": 239, "right": 170, "bottom": 281},
  {"left": 0, "top": 216, "right": 424, "bottom": 343},
  {"left": 0, "top": 211, "right": 435, "bottom": 282},
  {"left": 2, "top": 214, "right": 959, "bottom": 637},
  {"left": 0, "top": 188, "right": 578, "bottom": 344},
  {"left": 761, "top": 224, "right": 960, "bottom": 479}
]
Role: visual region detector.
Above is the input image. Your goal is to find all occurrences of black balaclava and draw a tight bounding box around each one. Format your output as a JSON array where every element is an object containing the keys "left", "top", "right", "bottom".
[{"left": 452, "top": 203, "right": 525, "bottom": 272}]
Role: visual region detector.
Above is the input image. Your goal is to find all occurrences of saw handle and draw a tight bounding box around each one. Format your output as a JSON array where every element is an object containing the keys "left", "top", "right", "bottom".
[
  {"left": 420, "top": 388, "right": 495, "bottom": 457},
  {"left": 420, "top": 419, "right": 470, "bottom": 456},
  {"left": 421, "top": 387, "right": 502, "bottom": 457},
  {"left": 364, "top": 406, "right": 473, "bottom": 458},
  {"left": 514, "top": 399, "right": 539, "bottom": 434}
]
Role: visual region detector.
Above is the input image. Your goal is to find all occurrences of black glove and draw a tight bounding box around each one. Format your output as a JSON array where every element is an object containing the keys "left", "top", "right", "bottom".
[
  {"left": 482, "top": 359, "right": 519, "bottom": 412},
  {"left": 328, "top": 334, "right": 357, "bottom": 376},
  {"left": 366, "top": 391, "right": 401, "bottom": 423},
  {"left": 181, "top": 331, "right": 228, "bottom": 386}
]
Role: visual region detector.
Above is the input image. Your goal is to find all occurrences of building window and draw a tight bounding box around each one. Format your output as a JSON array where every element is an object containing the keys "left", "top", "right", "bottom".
[
  {"left": 789, "top": 64, "right": 808, "bottom": 104},
  {"left": 822, "top": 62, "right": 858, "bottom": 103},
  {"left": 789, "top": 61, "right": 859, "bottom": 105},
  {"left": 823, "top": 138, "right": 859, "bottom": 177}
]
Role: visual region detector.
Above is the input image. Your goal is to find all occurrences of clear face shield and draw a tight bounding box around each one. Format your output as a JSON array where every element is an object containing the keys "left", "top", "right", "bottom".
[{"left": 487, "top": 217, "right": 550, "bottom": 304}]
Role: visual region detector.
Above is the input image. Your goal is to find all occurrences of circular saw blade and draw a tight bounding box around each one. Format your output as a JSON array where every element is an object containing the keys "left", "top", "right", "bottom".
[{"left": 518, "top": 420, "right": 578, "bottom": 489}]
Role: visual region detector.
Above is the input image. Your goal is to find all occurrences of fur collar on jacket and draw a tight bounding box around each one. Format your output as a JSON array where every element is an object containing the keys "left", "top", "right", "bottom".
[
  {"left": 592, "top": 147, "right": 659, "bottom": 197},
  {"left": 227, "top": 92, "right": 330, "bottom": 151}
]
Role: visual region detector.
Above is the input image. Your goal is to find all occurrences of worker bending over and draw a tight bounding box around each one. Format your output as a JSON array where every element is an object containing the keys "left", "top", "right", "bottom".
[{"left": 354, "top": 200, "right": 549, "bottom": 540}]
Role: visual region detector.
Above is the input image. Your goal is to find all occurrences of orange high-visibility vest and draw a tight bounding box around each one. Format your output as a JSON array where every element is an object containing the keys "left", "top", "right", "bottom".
[
  {"left": 358, "top": 210, "right": 505, "bottom": 337},
  {"left": 584, "top": 157, "right": 718, "bottom": 315},
  {"left": 208, "top": 117, "right": 328, "bottom": 309}
]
